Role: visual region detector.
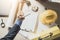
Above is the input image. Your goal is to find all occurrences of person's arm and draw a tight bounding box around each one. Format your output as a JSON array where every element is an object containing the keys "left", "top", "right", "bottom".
[
  {"left": 0, "top": 20, "right": 22, "bottom": 40},
  {"left": 0, "top": 12, "right": 25, "bottom": 40}
]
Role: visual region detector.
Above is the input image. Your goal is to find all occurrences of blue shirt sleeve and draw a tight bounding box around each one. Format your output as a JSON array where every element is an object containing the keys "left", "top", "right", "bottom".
[
  {"left": 0, "top": 19, "right": 23, "bottom": 40},
  {"left": 15, "top": 19, "right": 23, "bottom": 26}
]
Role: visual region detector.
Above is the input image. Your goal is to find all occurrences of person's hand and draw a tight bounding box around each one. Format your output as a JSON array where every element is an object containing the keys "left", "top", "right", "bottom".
[
  {"left": 18, "top": 15, "right": 25, "bottom": 20},
  {"left": 15, "top": 11, "right": 24, "bottom": 26},
  {"left": 17, "top": 11, "right": 25, "bottom": 20}
]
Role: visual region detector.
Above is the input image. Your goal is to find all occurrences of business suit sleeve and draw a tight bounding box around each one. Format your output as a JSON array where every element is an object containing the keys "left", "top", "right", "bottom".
[{"left": 0, "top": 20, "right": 22, "bottom": 40}]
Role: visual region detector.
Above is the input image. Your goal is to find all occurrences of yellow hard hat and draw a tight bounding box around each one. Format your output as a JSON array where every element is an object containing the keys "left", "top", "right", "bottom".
[{"left": 39, "top": 9, "right": 57, "bottom": 25}]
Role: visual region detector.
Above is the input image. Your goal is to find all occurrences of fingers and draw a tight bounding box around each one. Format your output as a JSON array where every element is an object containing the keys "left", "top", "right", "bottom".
[
  {"left": 18, "top": 15, "right": 25, "bottom": 20},
  {"left": 17, "top": 11, "right": 25, "bottom": 20}
]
